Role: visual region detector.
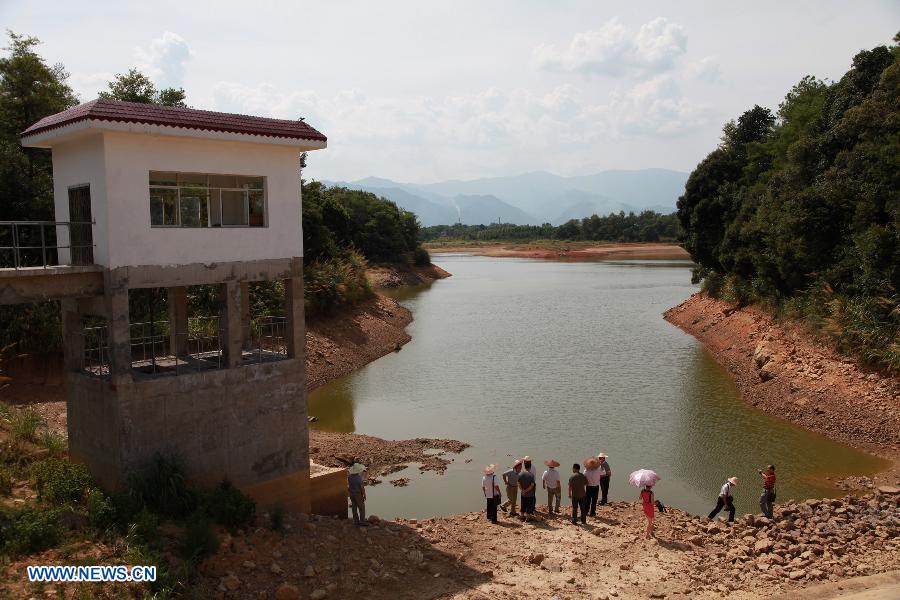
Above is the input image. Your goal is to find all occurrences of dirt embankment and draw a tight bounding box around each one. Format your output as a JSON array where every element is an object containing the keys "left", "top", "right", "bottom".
[
  {"left": 664, "top": 293, "right": 900, "bottom": 465},
  {"left": 428, "top": 242, "right": 690, "bottom": 261},
  {"left": 196, "top": 491, "right": 900, "bottom": 600}
]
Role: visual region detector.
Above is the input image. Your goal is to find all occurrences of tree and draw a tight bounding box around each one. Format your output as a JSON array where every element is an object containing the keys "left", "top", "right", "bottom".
[
  {"left": 99, "top": 68, "right": 186, "bottom": 107},
  {"left": 0, "top": 31, "right": 78, "bottom": 221}
]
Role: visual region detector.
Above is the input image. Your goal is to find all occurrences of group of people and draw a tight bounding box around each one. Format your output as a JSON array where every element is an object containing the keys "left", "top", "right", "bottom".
[
  {"left": 481, "top": 453, "right": 612, "bottom": 525},
  {"left": 481, "top": 455, "right": 779, "bottom": 539}
]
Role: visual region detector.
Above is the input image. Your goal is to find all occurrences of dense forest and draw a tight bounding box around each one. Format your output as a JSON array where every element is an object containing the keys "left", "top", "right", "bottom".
[
  {"left": 0, "top": 32, "right": 428, "bottom": 352},
  {"left": 677, "top": 35, "right": 899, "bottom": 372},
  {"left": 421, "top": 210, "right": 680, "bottom": 243}
]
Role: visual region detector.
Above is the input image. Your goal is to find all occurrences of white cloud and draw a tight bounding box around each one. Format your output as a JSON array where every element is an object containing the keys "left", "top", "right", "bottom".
[
  {"left": 135, "top": 32, "right": 192, "bottom": 89},
  {"left": 687, "top": 56, "right": 723, "bottom": 83},
  {"left": 205, "top": 77, "right": 713, "bottom": 180},
  {"left": 534, "top": 17, "right": 688, "bottom": 77}
]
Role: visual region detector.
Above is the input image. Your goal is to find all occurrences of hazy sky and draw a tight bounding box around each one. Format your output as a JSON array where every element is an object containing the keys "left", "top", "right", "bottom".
[{"left": 3, "top": 1, "right": 898, "bottom": 182}]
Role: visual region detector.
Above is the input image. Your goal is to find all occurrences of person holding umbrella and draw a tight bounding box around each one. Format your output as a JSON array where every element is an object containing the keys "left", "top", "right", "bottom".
[
  {"left": 542, "top": 459, "right": 561, "bottom": 514},
  {"left": 629, "top": 469, "right": 661, "bottom": 540},
  {"left": 708, "top": 476, "right": 738, "bottom": 522}
]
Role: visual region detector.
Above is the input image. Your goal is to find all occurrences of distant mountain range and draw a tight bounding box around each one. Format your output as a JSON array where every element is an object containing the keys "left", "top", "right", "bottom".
[{"left": 320, "top": 168, "right": 688, "bottom": 227}]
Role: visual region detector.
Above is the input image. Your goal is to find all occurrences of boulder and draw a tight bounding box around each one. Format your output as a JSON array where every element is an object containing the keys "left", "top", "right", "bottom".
[
  {"left": 275, "top": 583, "right": 301, "bottom": 600},
  {"left": 789, "top": 570, "right": 806, "bottom": 581},
  {"left": 310, "top": 590, "right": 328, "bottom": 600}
]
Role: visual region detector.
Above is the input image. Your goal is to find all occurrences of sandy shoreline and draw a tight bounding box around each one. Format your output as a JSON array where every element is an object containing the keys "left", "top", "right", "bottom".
[{"left": 427, "top": 241, "right": 690, "bottom": 261}]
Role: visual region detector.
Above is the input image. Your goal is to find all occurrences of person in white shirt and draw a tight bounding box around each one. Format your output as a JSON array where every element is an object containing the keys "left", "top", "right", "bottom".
[
  {"left": 708, "top": 476, "right": 738, "bottom": 522},
  {"left": 584, "top": 457, "right": 603, "bottom": 516},
  {"left": 481, "top": 464, "right": 501, "bottom": 524},
  {"left": 542, "top": 459, "right": 562, "bottom": 514}
]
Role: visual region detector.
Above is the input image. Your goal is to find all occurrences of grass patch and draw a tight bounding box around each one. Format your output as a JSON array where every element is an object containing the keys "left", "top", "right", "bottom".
[{"left": 31, "top": 458, "right": 91, "bottom": 505}]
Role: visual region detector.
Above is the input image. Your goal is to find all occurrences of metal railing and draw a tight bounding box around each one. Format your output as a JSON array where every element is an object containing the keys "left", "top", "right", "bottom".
[
  {"left": 245, "top": 316, "right": 288, "bottom": 363},
  {"left": 129, "top": 317, "right": 224, "bottom": 376},
  {"left": 0, "top": 221, "right": 95, "bottom": 269},
  {"left": 81, "top": 325, "right": 111, "bottom": 377}
]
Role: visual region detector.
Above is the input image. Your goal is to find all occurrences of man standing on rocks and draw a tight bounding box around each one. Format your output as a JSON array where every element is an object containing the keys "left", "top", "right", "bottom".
[
  {"left": 348, "top": 463, "right": 369, "bottom": 527},
  {"left": 542, "top": 459, "right": 561, "bottom": 514},
  {"left": 758, "top": 464, "right": 776, "bottom": 518},
  {"left": 482, "top": 464, "right": 501, "bottom": 524},
  {"left": 568, "top": 463, "right": 589, "bottom": 524},
  {"left": 518, "top": 464, "right": 537, "bottom": 521},
  {"left": 708, "top": 476, "right": 738, "bottom": 523},
  {"left": 597, "top": 453, "right": 612, "bottom": 506},
  {"left": 500, "top": 460, "right": 522, "bottom": 516}
]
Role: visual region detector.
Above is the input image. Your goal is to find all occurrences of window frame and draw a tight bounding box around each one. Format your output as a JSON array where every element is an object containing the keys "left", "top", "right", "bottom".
[{"left": 149, "top": 171, "right": 267, "bottom": 229}]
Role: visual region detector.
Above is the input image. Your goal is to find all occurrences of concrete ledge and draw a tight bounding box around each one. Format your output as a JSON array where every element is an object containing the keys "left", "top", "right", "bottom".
[
  {"left": 241, "top": 468, "right": 311, "bottom": 514},
  {"left": 310, "top": 462, "right": 348, "bottom": 517},
  {"left": 114, "top": 257, "right": 303, "bottom": 289},
  {"left": 0, "top": 266, "right": 104, "bottom": 305}
]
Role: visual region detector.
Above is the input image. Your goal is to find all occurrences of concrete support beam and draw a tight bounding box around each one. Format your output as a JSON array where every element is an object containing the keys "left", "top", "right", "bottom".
[
  {"left": 104, "top": 271, "right": 132, "bottom": 386},
  {"left": 285, "top": 261, "right": 304, "bottom": 360},
  {"left": 240, "top": 282, "right": 251, "bottom": 350},
  {"left": 60, "top": 299, "right": 84, "bottom": 372},
  {"left": 167, "top": 286, "right": 188, "bottom": 357},
  {"left": 223, "top": 281, "right": 243, "bottom": 368}
]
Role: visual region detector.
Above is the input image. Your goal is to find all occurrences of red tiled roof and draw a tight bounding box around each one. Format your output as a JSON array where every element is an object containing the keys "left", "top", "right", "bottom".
[{"left": 21, "top": 99, "right": 327, "bottom": 142}]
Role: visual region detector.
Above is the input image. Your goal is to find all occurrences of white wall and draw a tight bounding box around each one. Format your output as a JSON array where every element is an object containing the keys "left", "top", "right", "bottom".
[
  {"left": 101, "top": 132, "right": 304, "bottom": 269},
  {"left": 51, "top": 134, "right": 109, "bottom": 266}
]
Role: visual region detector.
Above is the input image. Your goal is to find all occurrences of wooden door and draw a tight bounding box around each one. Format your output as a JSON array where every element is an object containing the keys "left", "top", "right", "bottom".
[{"left": 68, "top": 185, "right": 94, "bottom": 265}]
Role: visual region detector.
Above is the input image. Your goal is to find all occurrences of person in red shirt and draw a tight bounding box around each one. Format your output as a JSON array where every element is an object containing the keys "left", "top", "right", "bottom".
[{"left": 758, "top": 464, "right": 776, "bottom": 518}]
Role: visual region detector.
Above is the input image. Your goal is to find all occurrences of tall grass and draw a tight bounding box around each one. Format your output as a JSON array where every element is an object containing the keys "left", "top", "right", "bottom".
[{"left": 305, "top": 248, "right": 373, "bottom": 316}]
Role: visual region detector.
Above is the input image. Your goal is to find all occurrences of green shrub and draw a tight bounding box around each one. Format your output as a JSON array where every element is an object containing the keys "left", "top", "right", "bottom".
[
  {"left": 9, "top": 408, "right": 44, "bottom": 444},
  {"left": 305, "top": 249, "right": 373, "bottom": 315},
  {"left": 269, "top": 504, "right": 285, "bottom": 532},
  {"left": 32, "top": 458, "right": 91, "bottom": 505},
  {"left": 413, "top": 246, "right": 431, "bottom": 266},
  {"left": 86, "top": 488, "right": 116, "bottom": 531},
  {"left": 0, "top": 465, "right": 12, "bottom": 495},
  {"left": 126, "top": 453, "right": 196, "bottom": 518},
  {"left": 1, "top": 507, "right": 62, "bottom": 555},
  {"left": 125, "top": 509, "right": 160, "bottom": 546},
  {"left": 204, "top": 480, "right": 255, "bottom": 533},
  {"left": 180, "top": 510, "right": 218, "bottom": 561},
  {"left": 38, "top": 430, "right": 67, "bottom": 456}
]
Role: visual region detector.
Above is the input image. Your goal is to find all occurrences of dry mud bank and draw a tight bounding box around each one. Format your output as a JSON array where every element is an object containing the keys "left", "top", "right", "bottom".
[{"left": 664, "top": 293, "right": 900, "bottom": 462}]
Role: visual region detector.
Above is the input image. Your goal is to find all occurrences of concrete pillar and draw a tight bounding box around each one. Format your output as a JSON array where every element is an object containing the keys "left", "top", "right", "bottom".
[
  {"left": 105, "top": 271, "right": 132, "bottom": 386},
  {"left": 223, "top": 281, "right": 243, "bottom": 368},
  {"left": 240, "top": 282, "right": 251, "bottom": 350},
  {"left": 60, "top": 299, "right": 83, "bottom": 372},
  {"left": 285, "top": 260, "right": 304, "bottom": 359},
  {"left": 167, "top": 286, "right": 188, "bottom": 357}
]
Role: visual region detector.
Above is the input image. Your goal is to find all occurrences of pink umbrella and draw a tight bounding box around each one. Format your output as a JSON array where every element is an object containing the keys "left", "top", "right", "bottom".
[{"left": 629, "top": 469, "right": 660, "bottom": 488}]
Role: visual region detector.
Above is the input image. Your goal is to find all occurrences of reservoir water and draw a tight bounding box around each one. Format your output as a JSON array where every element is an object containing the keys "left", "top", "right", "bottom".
[{"left": 308, "top": 254, "right": 886, "bottom": 519}]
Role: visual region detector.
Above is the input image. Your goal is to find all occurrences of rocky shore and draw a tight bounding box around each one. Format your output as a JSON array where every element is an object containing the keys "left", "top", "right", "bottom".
[
  {"left": 428, "top": 242, "right": 690, "bottom": 261},
  {"left": 196, "top": 490, "right": 900, "bottom": 599}
]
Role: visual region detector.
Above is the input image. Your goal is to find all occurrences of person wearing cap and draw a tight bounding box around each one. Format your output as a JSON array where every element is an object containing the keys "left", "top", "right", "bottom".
[
  {"left": 522, "top": 456, "right": 537, "bottom": 479},
  {"left": 481, "top": 464, "right": 501, "bottom": 524},
  {"left": 758, "top": 464, "right": 776, "bottom": 519},
  {"left": 708, "top": 476, "right": 738, "bottom": 522},
  {"left": 542, "top": 459, "right": 561, "bottom": 514},
  {"left": 568, "top": 463, "right": 589, "bottom": 524},
  {"left": 499, "top": 460, "right": 523, "bottom": 515},
  {"left": 584, "top": 457, "right": 603, "bottom": 517},
  {"left": 597, "top": 453, "right": 612, "bottom": 506},
  {"left": 347, "top": 463, "right": 368, "bottom": 527}
]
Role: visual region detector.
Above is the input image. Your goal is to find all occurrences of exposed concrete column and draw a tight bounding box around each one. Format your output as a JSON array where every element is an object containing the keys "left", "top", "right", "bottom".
[
  {"left": 285, "top": 260, "right": 304, "bottom": 359},
  {"left": 240, "top": 282, "right": 251, "bottom": 350},
  {"left": 167, "top": 286, "right": 189, "bottom": 357},
  {"left": 105, "top": 270, "right": 132, "bottom": 386},
  {"left": 223, "top": 281, "right": 243, "bottom": 368},
  {"left": 60, "top": 299, "right": 84, "bottom": 372}
]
